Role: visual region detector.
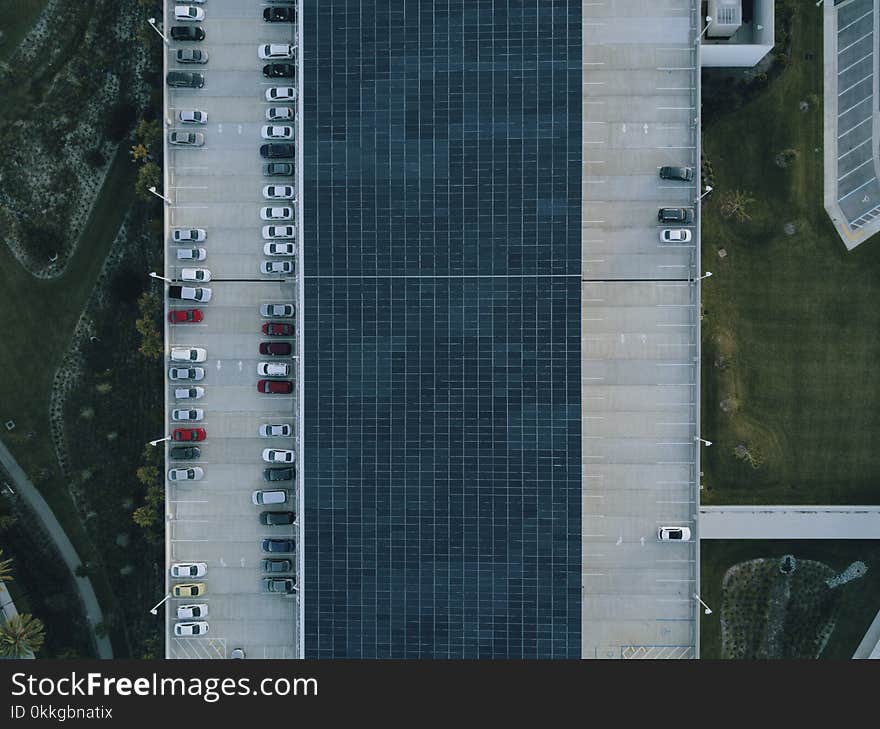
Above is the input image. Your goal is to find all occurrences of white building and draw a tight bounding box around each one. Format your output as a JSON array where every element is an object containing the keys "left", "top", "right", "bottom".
[{"left": 701, "top": 0, "right": 775, "bottom": 68}]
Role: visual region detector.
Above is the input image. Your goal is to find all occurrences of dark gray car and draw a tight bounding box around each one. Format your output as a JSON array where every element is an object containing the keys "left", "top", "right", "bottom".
[
  {"left": 261, "top": 538, "right": 295, "bottom": 553},
  {"left": 170, "top": 446, "right": 201, "bottom": 460},
  {"left": 261, "top": 558, "right": 292, "bottom": 573},
  {"left": 166, "top": 71, "right": 204, "bottom": 88},
  {"left": 263, "top": 466, "right": 294, "bottom": 482},
  {"left": 263, "top": 162, "right": 294, "bottom": 176},
  {"left": 659, "top": 166, "right": 694, "bottom": 182},
  {"left": 658, "top": 207, "right": 694, "bottom": 224},
  {"left": 259, "top": 510, "right": 296, "bottom": 526},
  {"left": 263, "top": 577, "right": 296, "bottom": 594}
]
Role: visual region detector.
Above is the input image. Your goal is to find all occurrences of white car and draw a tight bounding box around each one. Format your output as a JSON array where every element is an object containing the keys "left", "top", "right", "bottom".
[
  {"left": 168, "top": 467, "right": 204, "bottom": 481},
  {"left": 263, "top": 184, "right": 295, "bottom": 200},
  {"left": 174, "top": 621, "right": 209, "bottom": 637},
  {"left": 169, "top": 131, "right": 204, "bottom": 147},
  {"left": 172, "top": 228, "right": 206, "bottom": 243},
  {"left": 657, "top": 526, "right": 692, "bottom": 542},
  {"left": 261, "top": 260, "right": 294, "bottom": 275},
  {"left": 176, "top": 248, "right": 206, "bottom": 261},
  {"left": 266, "top": 86, "right": 296, "bottom": 102},
  {"left": 174, "top": 6, "right": 205, "bottom": 22},
  {"left": 169, "top": 367, "right": 205, "bottom": 381},
  {"left": 179, "top": 110, "right": 208, "bottom": 125},
  {"left": 170, "top": 286, "right": 212, "bottom": 302},
  {"left": 260, "top": 206, "right": 294, "bottom": 221},
  {"left": 174, "top": 386, "right": 205, "bottom": 400},
  {"left": 261, "top": 125, "right": 294, "bottom": 141},
  {"left": 176, "top": 48, "right": 208, "bottom": 64},
  {"left": 259, "top": 304, "right": 295, "bottom": 318},
  {"left": 264, "top": 242, "right": 296, "bottom": 256},
  {"left": 252, "top": 489, "right": 287, "bottom": 505},
  {"left": 262, "top": 448, "right": 295, "bottom": 464},
  {"left": 170, "top": 347, "right": 207, "bottom": 363},
  {"left": 266, "top": 106, "right": 294, "bottom": 122},
  {"left": 258, "top": 362, "right": 290, "bottom": 377},
  {"left": 660, "top": 228, "right": 692, "bottom": 244},
  {"left": 259, "top": 43, "right": 295, "bottom": 60},
  {"left": 170, "top": 562, "right": 208, "bottom": 578},
  {"left": 262, "top": 225, "right": 295, "bottom": 240},
  {"left": 181, "top": 268, "right": 212, "bottom": 283},
  {"left": 172, "top": 408, "right": 204, "bottom": 422},
  {"left": 176, "top": 604, "right": 208, "bottom": 619},
  {"left": 260, "top": 423, "right": 292, "bottom": 437}
]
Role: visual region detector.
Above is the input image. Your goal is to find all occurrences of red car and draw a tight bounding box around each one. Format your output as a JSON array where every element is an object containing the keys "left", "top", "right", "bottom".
[
  {"left": 173, "top": 428, "right": 206, "bottom": 442},
  {"left": 257, "top": 379, "right": 293, "bottom": 394},
  {"left": 262, "top": 322, "right": 293, "bottom": 336},
  {"left": 260, "top": 341, "right": 292, "bottom": 356},
  {"left": 169, "top": 309, "right": 203, "bottom": 324}
]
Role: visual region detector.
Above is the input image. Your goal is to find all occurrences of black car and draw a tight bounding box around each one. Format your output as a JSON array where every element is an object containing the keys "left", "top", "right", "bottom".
[
  {"left": 260, "top": 341, "right": 292, "bottom": 356},
  {"left": 657, "top": 207, "right": 694, "bottom": 224},
  {"left": 166, "top": 71, "right": 204, "bottom": 88},
  {"left": 263, "top": 577, "right": 296, "bottom": 594},
  {"left": 261, "top": 539, "right": 296, "bottom": 554},
  {"left": 263, "top": 466, "right": 294, "bottom": 482},
  {"left": 260, "top": 143, "right": 295, "bottom": 159},
  {"left": 170, "top": 446, "right": 201, "bottom": 460},
  {"left": 259, "top": 511, "right": 296, "bottom": 526},
  {"left": 263, "top": 7, "right": 296, "bottom": 22},
  {"left": 262, "top": 63, "right": 295, "bottom": 79},
  {"left": 170, "top": 25, "right": 205, "bottom": 41},
  {"left": 659, "top": 166, "right": 694, "bottom": 182},
  {"left": 261, "top": 558, "right": 292, "bottom": 573},
  {"left": 263, "top": 162, "right": 294, "bottom": 176}
]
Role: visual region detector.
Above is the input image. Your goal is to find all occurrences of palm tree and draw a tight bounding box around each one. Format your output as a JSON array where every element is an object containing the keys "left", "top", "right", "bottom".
[
  {"left": 0, "top": 614, "right": 46, "bottom": 658},
  {"left": 0, "top": 549, "right": 12, "bottom": 583}
]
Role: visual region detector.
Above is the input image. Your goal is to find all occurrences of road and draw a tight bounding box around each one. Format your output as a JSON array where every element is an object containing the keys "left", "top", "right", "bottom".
[
  {"left": 699, "top": 505, "right": 880, "bottom": 539},
  {"left": 0, "top": 438, "right": 113, "bottom": 659}
]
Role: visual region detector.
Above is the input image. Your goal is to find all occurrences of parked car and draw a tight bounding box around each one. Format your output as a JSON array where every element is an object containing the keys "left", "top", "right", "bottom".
[
  {"left": 169, "top": 131, "right": 204, "bottom": 147},
  {"left": 263, "top": 322, "right": 293, "bottom": 336},
  {"left": 260, "top": 511, "right": 296, "bottom": 526},
  {"left": 260, "top": 206, "right": 294, "bottom": 221},
  {"left": 176, "top": 48, "right": 208, "bottom": 64},
  {"left": 263, "top": 63, "right": 295, "bottom": 79},
  {"left": 230, "top": 648, "right": 245, "bottom": 659},
  {"left": 266, "top": 106, "right": 294, "bottom": 122},
  {"left": 172, "top": 408, "right": 204, "bottom": 422},
  {"left": 258, "top": 362, "right": 289, "bottom": 377},
  {"left": 166, "top": 71, "right": 204, "bottom": 88},
  {"left": 172, "top": 583, "right": 205, "bottom": 598},
  {"left": 259, "top": 423, "right": 292, "bottom": 438},
  {"left": 261, "top": 125, "right": 294, "bottom": 141},
  {"left": 261, "top": 558, "right": 292, "bottom": 573},
  {"left": 168, "top": 309, "right": 203, "bottom": 323},
  {"left": 169, "top": 366, "right": 205, "bottom": 381},
  {"left": 265, "top": 87, "right": 296, "bottom": 102},
  {"left": 168, "top": 466, "right": 204, "bottom": 481},
  {"left": 659, "top": 166, "right": 694, "bottom": 182},
  {"left": 660, "top": 228, "right": 692, "bottom": 244},
  {"left": 263, "top": 466, "right": 294, "bottom": 482},
  {"left": 179, "top": 110, "right": 208, "bottom": 124},
  {"left": 260, "top": 143, "right": 295, "bottom": 159},
  {"left": 658, "top": 207, "right": 694, "bottom": 224},
  {"left": 264, "top": 242, "right": 296, "bottom": 257},
  {"left": 262, "top": 448, "right": 295, "bottom": 464},
  {"left": 261, "top": 539, "right": 296, "bottom": 553},
  {"left": 176, "top": 248, "right": 206, "bottom": 261},
  {"left": 261, "top": 260, "right": 294, "bottom": 275},
  {"left": 252, "top": 489, "right": 287, "bottom": 505},
  {"left": 168, "top": 285, "right": 211, "bottom": 302},
  {"left": 181, "top": 268, "right": 211, "bottom": 283},
  {"left": 170, "top": 445, "right": 201, "bottom": 460},
  {"left": 176, "top": 604, "right": 208, "bottom": 619},
  {"left": 172, "top": 228, "right": 206, "bottom": 242},
  {"left": 258, "top": 379, "right": 293, "bottom": 394},
  {"left": 658, "top": 526, "right": 692, "bottom": 542},
  {"left": 172, "top": 427, "right": 206, "bottom": 442},
  {"left": 260, "top": 341, "right": 292, "bottom": 356},
  {"left": 174, "top": 6, "right": 205, "bottom": 22},
  {"left": 263, "top": 577, "right": 296, "bottom": 594},
  {"left": 174, "top": 621, "right": 209, "bottom": 637},
  {"left": 174, "top": 386, "right": 204, "bottom": 400},
  {"left": 263, "top": 184, "right": 295, "bottom": 200},
  {"left": 258, "top": 43, "right": 295, "bottom": 60},
  {"left": 170, "top": 25, "right": 205, "bottom": 41},
  {"left": 263, "top": 6, "right": 296, "bottom": 22},
  {"left": 260, "top": 303, "right": 294, "bottom": 318},
  {"left": 263, "top": 162, "right": 294, "bottom": 176},
  {"left": 262, "top": 225, "right": 295, "bottom": 239},
  {"left": 170, "top": 562, "right": 207, "bottom": 578},
  {"left": 171, "top": 347, "right": 207, "bottom": 362}
]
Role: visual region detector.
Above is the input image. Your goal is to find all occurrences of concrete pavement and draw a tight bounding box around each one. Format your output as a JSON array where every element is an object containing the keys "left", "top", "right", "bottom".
[{"left": 699, "top": 505, "right": 880, "bottom": 539}]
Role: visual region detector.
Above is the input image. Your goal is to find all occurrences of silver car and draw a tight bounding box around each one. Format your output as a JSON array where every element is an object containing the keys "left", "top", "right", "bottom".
[
  {"left": 169, "top": 367, "right": 205, "bottom": 381},
  {"left": 263, "top": 242, "right": 296, "bottom": 256},
  {"left": 179, "top": 110, "right": 208, "bottom": 124},
  {"left": 262, "top": 225, "right": 295, "bottom": 240},
  {"left": 259, "top": 304, "right": 295, "bottom": 318},
  {"left": 169, "top": 131, "right": 205, "bottom": 147},
  {"left": 176, "top": 48, "right": 208, "bottom": 64},
  {"left": 174, "top": 386, "right": 205, "bottom": 399},
  {"left": 260, "top": 423, "right": 292, "bottom": 437},
  {"left": 172, "top": 408, "right": 204, "bottom": 422},
  {"left": 168, "top": 467, "right": 204, "bottom": 481},
  {"left": 261, "top": 260, "right": 294, "bottom": 275}
]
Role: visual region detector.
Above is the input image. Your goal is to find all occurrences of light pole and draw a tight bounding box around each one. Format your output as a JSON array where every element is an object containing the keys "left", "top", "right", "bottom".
[
  {"left": 149, "top": 271, "right": 172, "bottom": 283},
  {"left": 694, "top": 594, "right": 713, "bottom": 615},
  {"left": 695, "top": 436, "right": 713, "bottom": 447},
  {"left": 696, "top": 16, "right": 712, "bottom": 43},
  {"left": 149, "top": 436, "right": 172, "bottom": 447},
  {"left": 690, "top": 271, "right": 712, "bottom": 284},
  {"left": 149, "top": 594, "right": 172, "bottom": 616},
  {"left": 148, "top": 186, "right": 171, "bottom": 206},
  {"left": 698, "top": 185, "right": 713, "bottom": 202},
  {"left": 147, "top": 17, "right": 169, "bottom": 45}
]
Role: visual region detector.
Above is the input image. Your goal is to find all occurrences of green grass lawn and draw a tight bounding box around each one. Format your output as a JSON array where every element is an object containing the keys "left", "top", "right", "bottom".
[
  {"left": 701, "top": 540, "right": 880, "bottom": 659},
  {"left": 0, "top": 0, "right": 50, "bottom": 62},
  {"left": 700, "top": 2, "right": 880, "bottom": 505}
]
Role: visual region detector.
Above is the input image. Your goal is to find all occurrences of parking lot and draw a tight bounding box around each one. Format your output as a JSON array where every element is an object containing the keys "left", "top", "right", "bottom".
[
  {"left": 162, "top": 0, "right": 300, "bottom": 660},
  {"left": 581, "top": 0, "right": 699, "bottom": 659}
]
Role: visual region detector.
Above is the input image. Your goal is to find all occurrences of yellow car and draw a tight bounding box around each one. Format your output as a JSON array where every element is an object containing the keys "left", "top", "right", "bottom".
[{"left": 173, "top": 583, "right": 206, "bottom": 598}]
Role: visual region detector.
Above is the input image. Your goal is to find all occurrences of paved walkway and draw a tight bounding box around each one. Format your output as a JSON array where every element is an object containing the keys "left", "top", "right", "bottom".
[
  {"left": 0, "top": 438, "right": 112, "bottom": 658},
  {"left": 699, "top": 505, "right": 880, "bottom": 539},
  {"left": 853, "top": 607, "right": 880, "bottom": 658}
]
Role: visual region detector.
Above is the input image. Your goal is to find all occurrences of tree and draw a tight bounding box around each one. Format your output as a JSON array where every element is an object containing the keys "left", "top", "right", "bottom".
[
  {"left": 135, "top": 292, "right": 163, "bottom": 359},
  {"left": 720, "top": 189, "right": 755, "bottom": 222},
  {"left": 0, "top": 515, "right": 17, "bottom": 533},
  {"left": 0, "top": 549, "right": 12, "bottom": 583},
  {"left": 0, "top": 614, "right": 45, "bottom": 657},
  {"left": 136, "top": 465, "right": 159, "bottom": 486},
  {"left": 136, "top": 162, "right": 162, "bottom": 201},
  {"left": 135, "top": 119, "right": 162, "bottom": 152},
  {"left": 132, "top": 505, "right": 157, "bottom": 529}
]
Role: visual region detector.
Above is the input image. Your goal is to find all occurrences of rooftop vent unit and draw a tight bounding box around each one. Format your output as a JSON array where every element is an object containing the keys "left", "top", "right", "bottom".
[{"left": 708, "top": 0, "right": 743, "bottom": 39}]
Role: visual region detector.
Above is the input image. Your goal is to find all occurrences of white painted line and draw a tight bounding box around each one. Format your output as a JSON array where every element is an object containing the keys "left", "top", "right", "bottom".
[
  {"left": 839, "top": 176, "right": 877, "bottom": 200},
  {"left": 838, "top": 137, "right": 872, "bottom": 160},
  {"left": 837, "top": 157, "right": 874, "bottom": 181},
  {"left": 838, "top": 96, "right": 872, "bottom": 119},
  {"left": 838, "top": 72, "right": 874, "bottom": 96},
  {"left": 838, "top": 9, "right": 874, "bottom": 35},
  {"left": 838, "top": 50, "right": 874, "bottom": 75},
  {"left": 838, "top": 29, "right": 873, "bottom": 54}
]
